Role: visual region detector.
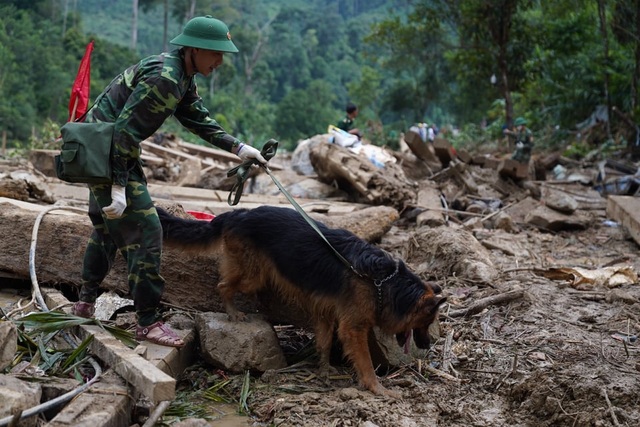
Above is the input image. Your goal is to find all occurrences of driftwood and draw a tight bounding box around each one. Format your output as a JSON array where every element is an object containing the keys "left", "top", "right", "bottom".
[{"left": 309, "top": 142, "right": 416, "bottom": 210}]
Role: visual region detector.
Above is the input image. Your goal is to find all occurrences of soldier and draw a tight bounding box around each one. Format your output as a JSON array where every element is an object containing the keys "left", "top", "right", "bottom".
[
  {"left": 72, "top": 16, "right": 269, "bottom": 347},
  {"left": 336, "top": 102, "right": 362, "bottom": 139},
  {"left": 504, "top": 117, "right": 534, "bottom": 164}
]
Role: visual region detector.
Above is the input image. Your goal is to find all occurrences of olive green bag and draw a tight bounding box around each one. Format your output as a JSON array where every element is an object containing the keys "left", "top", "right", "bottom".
[{"left": 55, "top": 121, "right": 115, "bottom": 184}]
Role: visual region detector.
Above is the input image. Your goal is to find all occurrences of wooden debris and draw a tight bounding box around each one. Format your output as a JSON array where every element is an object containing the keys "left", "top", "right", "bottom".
[
  {"left": 42, "top": 290, "right": 177, "bottom": 403},
  {"left": 309, "top": 142, "right": 416, "bottom": 209},
  {"left": 403, "top": 130, "right": 441, "bottom": 166}
]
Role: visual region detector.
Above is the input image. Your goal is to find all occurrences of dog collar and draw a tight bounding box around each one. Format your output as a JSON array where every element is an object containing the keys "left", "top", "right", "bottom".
[{"left": 374, "top": 261, "right": 399, "bottom": 313}]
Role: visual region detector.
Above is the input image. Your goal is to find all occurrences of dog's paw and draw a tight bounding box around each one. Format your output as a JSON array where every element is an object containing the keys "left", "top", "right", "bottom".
[
  {"left": 317, "top": 364, "right": 340, "bottom": 379},
  {"left": 366, "top": 382, "right": 402, "bottom": 399},
  {"left": 380, "top": 387, "right": 402, "bottom": 399}
]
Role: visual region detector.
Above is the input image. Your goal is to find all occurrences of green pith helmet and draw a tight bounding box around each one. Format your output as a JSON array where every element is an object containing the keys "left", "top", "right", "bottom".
[
  {"left": 514, "top": 117, "right": 527, "bottom": 126},
  {"left": 170, "top": 15, "right": 239, "bottom": 53}
]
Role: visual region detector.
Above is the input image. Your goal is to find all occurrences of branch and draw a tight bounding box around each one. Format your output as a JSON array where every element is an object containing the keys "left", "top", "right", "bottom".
[{"left": 448, "top": 289, "right": 524, "bottom": 318}]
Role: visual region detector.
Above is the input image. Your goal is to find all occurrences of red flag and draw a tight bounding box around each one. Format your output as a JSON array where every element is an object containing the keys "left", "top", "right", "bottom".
[{"left": 68, "top": 40, "right": 94, "bottom": 122}]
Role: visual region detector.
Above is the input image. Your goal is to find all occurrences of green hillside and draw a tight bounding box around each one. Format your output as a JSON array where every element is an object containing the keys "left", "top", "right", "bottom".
[{"left": 0, "top": 0, "right": 638, "bottom": 156}]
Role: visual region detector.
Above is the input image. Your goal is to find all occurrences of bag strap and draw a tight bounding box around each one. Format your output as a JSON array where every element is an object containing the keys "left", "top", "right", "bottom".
[{"left": 72, "top": 76, "right": 120, "bottom": 123}]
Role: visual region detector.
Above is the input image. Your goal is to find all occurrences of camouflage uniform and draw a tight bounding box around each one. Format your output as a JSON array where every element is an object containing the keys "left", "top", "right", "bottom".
[
  {"left": 80, "top": 48, "right": 241, "bottom": 326},
  {"left": 511, "top": 128, "right": 534, "bottom": 164},
  {"left": 336, "top": 115, "right": 354, "bottom": 133}
]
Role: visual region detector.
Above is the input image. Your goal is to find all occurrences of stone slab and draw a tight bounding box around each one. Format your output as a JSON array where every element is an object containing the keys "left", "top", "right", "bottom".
[{"left": 607, "top": 195, "right": 640, "bottom": 246}]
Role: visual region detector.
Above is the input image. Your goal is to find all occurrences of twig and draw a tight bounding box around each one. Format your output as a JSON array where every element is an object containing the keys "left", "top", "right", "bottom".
[
  {"left": 602, "top": 388, "right": 622, "bottom": 427},
  {"left": 480, "top": 201, "right": 516, "bottom": 222},
  {"left": 442, "top": 329, "right": 455, "bottom": 375},
  {"left": 416, "top": 205, "right": 485, "bottom": 217},
  {"left": 494, "top": 354, "right": 518, "bottom": 392},
  {"left": 448, "top": 289, "right": 525, "bottom": 318},
  {"left": 423, "top": 365, "right": 462, "bottom": 383}
]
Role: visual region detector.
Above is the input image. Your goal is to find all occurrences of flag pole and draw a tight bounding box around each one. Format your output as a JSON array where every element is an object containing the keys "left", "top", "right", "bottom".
[{"left": 70, "top": 97, "right": 80, "bottom": 122}]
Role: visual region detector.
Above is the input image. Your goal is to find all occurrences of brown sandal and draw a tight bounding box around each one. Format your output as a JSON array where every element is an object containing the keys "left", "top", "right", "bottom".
[{"left": 136, "top": 321, "right": 185, "bottom": 348}]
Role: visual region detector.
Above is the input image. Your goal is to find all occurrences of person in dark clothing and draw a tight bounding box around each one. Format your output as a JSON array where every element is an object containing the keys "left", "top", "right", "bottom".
[
  {"left": 504, "top": 117, "right": 534, "bottom": 164},
  {"left": 336, "top": 102, "right": 362, "bottom": 139}
]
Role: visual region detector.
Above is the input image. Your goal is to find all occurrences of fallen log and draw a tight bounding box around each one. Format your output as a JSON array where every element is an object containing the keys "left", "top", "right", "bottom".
[
  {"left": 309, "top": 142, "right": 416, "bottom": 210},
  {"left": 0, "top": 198, "right": 397, "bottom": 326}
]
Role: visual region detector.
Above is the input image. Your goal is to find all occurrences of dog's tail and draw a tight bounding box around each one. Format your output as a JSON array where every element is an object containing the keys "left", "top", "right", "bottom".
[{"left": 156, "top": 206, "right": 224, "bottom": 252}]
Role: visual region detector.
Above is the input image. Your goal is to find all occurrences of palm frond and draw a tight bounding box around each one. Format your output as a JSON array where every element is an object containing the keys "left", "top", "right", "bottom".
[
  {"left": 60, "top": 334, "right": 93, "bottom": 372},
  {"left": 14, "top": 310, "right": 137, "bottom": 348},
  {"left": 202, "top": 378, "right": 234, "bottom": 403},
  {"left": 238, "top": 370, "right": 252, "bottom": 415}
]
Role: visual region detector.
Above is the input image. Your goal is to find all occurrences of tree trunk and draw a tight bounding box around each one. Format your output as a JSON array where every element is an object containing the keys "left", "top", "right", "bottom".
[
  {"left": 163, "top": 0, "right": 168, "bottom": 52},
  {"left": 633, "top": 0, "right": 640, "bottom": 111},
  {"left": 500, "top": 59, "right": 514, "bottom": 126},
  {"left": 131, "top": 0, "right": 139, "bottom": 50},
  {"left": 243, "top": 15, "right": 277, "bottom": 97},
  {"left": 62, "top": 0, "right": 68, "bottom": 37},
  {"left": 597, "top": 0, "right": 613, "bottom": 139}
]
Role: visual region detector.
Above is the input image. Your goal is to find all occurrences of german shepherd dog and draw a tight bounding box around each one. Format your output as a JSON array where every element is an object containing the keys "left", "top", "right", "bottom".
[{"left": 157, "top": 205, "right": 446, "bottom": 397}]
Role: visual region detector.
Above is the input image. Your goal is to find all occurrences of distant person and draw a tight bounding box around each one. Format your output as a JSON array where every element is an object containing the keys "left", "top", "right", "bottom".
[
  {"left": 427, "top": 124, "right": 436, "bottom": 142},
  {"left": 71, "top": 15, "right": 269, "bottom": 348},
  {"left": 504, "top": 117, "right": 533, "bottom": 164},
  {"left": 337, "top": 102, "right": 362, "bottom": 139}
]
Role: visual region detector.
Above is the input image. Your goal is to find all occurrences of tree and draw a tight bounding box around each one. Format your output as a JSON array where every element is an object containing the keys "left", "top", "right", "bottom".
[
  {"left": 274, "top": 79, "right": 337, "bottom": 148},
  {"left": 612, "top": 0, "right": 640, "bottom": 113}
]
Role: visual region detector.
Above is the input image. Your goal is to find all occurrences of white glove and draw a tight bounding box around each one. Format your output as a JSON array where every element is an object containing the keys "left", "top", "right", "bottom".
[
  {"left": 516, "top": 142, "right": 524, "bottom": 149},
  {"left": 237, "top": 143, "right": 267, "bottom": 165},
  {"left": 102, "top": 185, "right": 127, "bottom": 219}
]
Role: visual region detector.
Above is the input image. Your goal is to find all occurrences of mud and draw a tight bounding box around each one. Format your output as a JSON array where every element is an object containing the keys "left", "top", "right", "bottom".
[{"left": 174, "top": 218, "right": 640, "bottom": 427}]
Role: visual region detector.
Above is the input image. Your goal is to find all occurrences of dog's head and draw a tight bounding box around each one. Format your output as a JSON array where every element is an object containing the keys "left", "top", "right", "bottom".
[{"left": 394, "top": 279, "right": 447, "bottom": 350}]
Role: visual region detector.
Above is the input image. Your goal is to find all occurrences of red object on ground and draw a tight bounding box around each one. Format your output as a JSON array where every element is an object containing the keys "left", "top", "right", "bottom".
[{"left": 187, "top": 210, "right": 215, "bottom": 221}]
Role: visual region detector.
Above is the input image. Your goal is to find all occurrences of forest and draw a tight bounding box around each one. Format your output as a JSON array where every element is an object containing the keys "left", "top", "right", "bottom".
[{"left": 0, "top": 0, "right": 639, "bottom": 155}]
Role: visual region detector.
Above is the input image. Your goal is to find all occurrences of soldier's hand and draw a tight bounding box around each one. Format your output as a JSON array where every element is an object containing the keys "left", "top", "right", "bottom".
[
  {"left": 237, "top": 143, "right": 267, "bottom": 165},
  {"left": 103, "top": 185, "right": 127, "bottom": 219}
]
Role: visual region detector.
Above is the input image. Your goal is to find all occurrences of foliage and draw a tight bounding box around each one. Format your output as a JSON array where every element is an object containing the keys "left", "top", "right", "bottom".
[
  {"left": 3, "top": 310, "right": 136, "bottom": 381},
  {"left": 0, "top": 0, "right": 637, "bottom": 155}
]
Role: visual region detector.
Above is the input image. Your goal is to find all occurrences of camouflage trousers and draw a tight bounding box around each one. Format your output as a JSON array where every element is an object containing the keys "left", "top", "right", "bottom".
[
  {"left": 79, "top": 178, "right": 164, "bottom": 327},
  {"left": 511, "top": 147, "right": 531, "bottom": 164}
]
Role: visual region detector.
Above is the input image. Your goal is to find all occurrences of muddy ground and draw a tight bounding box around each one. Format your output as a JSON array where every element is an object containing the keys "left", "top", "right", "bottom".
[
  {"left": 4, "top": 141, "right": 640, "bottom": 426},
  {"left": 169, "top": 180, "right": 640, "bottom": 426},
  {"left": 193, "top": 232, "right": 640, "bottom": 427}
]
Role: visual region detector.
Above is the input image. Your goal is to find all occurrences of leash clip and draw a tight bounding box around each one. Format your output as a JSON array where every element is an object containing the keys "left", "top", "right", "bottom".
[{"left": 227, "top": 139, "right": 279, "bottom": 206}]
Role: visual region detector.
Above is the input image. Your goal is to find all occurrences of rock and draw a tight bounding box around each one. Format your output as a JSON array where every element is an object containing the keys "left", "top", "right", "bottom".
[
  {"left": 543, "top": 187, "right": 579, "bottom": 214},
  {"left": 0, "top": 321, "right": 17, "bottom": 371},
  {"left": 196, "top": 313, "right": 287, "bottom": 373},
  {"left": 172, "top": 419, "right": 211, "bottom": 427},
  {"left": 492, "top": 211, "right": 518, "bottom": 233},
  {"left": 291, "top": 135, "right": 330, "bottom": 176},
  {"left": 0, "top": 374, "right": 42, "bottom": 427},
  {"left": 410, "top": 226, "right": 499, "bottom": 284},
  {"left": 524, "top": 205, "right": 589, "bottom": 231},
  {"left": 93, "top": 291, "right": 134, "bottom": 321},
  {"left": 463, "top": 217, "right": 485, "bottom": 230}
]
